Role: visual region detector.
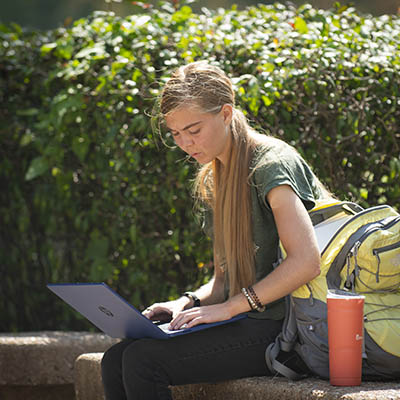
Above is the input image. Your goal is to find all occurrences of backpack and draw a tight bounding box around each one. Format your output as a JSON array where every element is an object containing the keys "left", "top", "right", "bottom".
[{"left": 265, "top": 201, "right": 400, "bottom": 381}]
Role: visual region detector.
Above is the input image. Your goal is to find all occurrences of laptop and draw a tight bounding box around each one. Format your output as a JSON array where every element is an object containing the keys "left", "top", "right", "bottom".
[{"left": 47, "top": 282, "right": 246, "bottom": 339}]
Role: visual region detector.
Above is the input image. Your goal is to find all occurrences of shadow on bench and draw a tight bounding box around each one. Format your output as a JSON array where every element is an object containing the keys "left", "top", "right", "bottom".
[{"left": 75, "top": 352, "right": 400, "bottom": 400}]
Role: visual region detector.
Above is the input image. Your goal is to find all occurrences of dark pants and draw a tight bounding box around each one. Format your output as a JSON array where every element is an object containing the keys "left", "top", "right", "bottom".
[{"left": 101, "top": 317, "right": 307, "bottom": 400}]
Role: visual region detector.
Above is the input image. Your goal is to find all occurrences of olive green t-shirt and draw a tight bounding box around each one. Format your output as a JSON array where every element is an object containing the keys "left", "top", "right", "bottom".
[
  {"left": 246, "top": 138, "right": 323, "bottom": 320},
  {"left": 204, "top": 137, "right": 324, "bottom": 320}
]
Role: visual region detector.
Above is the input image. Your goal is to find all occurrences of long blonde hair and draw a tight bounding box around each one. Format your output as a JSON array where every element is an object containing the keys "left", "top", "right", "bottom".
[{"left": 159, "top": 62, "right": 257, "bottom": 297}]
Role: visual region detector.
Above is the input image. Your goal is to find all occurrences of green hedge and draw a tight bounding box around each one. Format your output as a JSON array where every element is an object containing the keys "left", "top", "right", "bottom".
[{"left": 1, "top": 3, "right": 399, "bottom": 332}]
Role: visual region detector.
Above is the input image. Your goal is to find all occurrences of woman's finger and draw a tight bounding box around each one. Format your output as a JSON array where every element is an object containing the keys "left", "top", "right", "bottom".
[
  {"left": 142, "top": 307, "right": 153, "bottom": 316},
  {"left": 184, "top": 315, "right": 204, "bottom": 328},
  {"left": 142, "top": 304, "right": 171, "bottom": 320},
  {"left": 169, "top": 308, "right": 202, "bottom": 330}
]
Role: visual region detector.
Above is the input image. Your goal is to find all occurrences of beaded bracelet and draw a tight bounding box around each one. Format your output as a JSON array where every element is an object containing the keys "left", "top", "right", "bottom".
[
  {"left": 247, "top": 286, "right": 266, "bottom": 312},
  {"left": 241, "top": 287, "right": 256, "bottom": 310}
]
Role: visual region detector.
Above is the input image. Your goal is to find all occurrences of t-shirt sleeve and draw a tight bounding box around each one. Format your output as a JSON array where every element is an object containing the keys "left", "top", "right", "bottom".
[{"left": 253, "top": 147, "right": 319, "bottom": 212}]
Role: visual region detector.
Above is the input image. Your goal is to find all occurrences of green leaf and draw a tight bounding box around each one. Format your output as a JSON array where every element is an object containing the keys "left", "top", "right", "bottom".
[
  {"left": 75, "top": 44, "right": 106, "bottom": 59},
  {"left": 262, "top": 95, "right": 273, "bottom": 107},
  {"left": 20, "top": 131, "right": 35, "bottom": 146},
  {"left": 40, "top": 43, "right": 57, "bottom": 55},
  {"left": 133, "top": 15, "right": 151, "bottom": 27},
  {"left": 130, "top": 225, "right": 137, "bottom": 244},
  {"left": 25, "top": 157, "right": 49, "bottom": 181},
  {"left": 360, "top": 188, "right": 368, "bottom": 200},
  {"left": 72, "top": 136, "right": 90, "bottom": 162},
  {"left": 294, "top": 17, "right": 308, "bottom": 34},
  {"left": 16, "top": 108, "right": 39, "bottom": 117}
]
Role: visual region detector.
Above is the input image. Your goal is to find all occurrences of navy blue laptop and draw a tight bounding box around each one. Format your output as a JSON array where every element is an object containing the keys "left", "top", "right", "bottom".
[{"left": 47, "top": 283, "right": 246, "bottom": 339}]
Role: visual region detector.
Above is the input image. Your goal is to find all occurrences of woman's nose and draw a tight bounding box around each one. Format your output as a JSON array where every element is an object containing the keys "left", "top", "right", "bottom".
[{"left": 180, "top": 133, "right": 194, "bottom": 148}]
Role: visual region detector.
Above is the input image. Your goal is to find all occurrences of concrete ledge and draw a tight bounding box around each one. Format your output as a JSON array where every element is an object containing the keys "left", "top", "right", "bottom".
[
  {"left": 75, "top": 353, "right": 105, "bottom": 400},
  {"left": 172, "top": 377, "right": 400, "bottom": 400},
  {"left": 74, "top": 352, "right": 400, "bottom": 400},
  {"left": 0, "top": 332, "right": 119, "bottom": 400}
]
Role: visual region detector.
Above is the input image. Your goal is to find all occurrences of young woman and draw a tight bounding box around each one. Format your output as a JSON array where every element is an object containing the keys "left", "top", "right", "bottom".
[{"left": 101, "top": 61, "right": 330, "bottom": 400}]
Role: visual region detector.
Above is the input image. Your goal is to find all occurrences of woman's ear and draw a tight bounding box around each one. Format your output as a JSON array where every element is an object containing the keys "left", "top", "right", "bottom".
[{"left": 221, "top": 104, "right": 233, "bottom": 126}]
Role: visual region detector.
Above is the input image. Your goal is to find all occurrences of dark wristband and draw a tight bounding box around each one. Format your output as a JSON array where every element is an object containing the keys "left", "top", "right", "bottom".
[{"left": 183, "top": 291, "right": 201, "bottom": 307}]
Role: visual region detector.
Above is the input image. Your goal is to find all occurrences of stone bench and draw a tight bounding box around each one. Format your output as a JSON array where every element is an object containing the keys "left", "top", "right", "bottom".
[
  {"left": 0, "top": 331, "right": 119, "bottom": 400},
  {"left": 74, "top": 352, "right": 400, "bottom": 400}
]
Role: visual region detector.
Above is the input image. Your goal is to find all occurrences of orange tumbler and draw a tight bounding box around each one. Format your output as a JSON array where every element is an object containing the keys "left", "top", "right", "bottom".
[{"left": 327, "top": 290, "right": 365, "bottom": 386}]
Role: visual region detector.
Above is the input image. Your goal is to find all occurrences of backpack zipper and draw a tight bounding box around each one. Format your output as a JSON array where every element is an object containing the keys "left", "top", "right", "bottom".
[
  {"left": 373, "top": 240, "right": 400, "bottom": 256},
  {"left": 372, "top": 240, "right": 400, "bottom": 282}
]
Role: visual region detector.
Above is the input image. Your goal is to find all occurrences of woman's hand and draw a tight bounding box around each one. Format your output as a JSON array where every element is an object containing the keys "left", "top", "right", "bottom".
[
  {"left": 168, "top": 302, "right": 233, "bottom": 330},
  {"left": 142, "top": 297, "right": 190, "bottom": 323}
]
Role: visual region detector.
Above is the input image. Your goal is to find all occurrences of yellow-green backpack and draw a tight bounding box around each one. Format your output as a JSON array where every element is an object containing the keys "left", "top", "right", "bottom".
[{"left": 265, "top": 201, "right": 400, "bottom": 380}]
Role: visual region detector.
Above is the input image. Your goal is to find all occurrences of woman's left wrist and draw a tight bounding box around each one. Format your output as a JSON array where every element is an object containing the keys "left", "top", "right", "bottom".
[
  {"left": 225, "top": 293, "right": 248, "bottom": 317},
  {"left": 182, "top": 291, "right": 201, "bottom": 308}
]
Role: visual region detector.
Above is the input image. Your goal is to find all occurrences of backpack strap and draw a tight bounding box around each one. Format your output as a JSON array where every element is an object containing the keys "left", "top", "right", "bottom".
[
  {"left": 265, "top": 296, "right": 308, "bottom": 380},
  {"left": 309, "top": 201, "right": 363, "bottom": 226},
  {"left": 265, "top": 336, "right": 306, "bottom": 380}
]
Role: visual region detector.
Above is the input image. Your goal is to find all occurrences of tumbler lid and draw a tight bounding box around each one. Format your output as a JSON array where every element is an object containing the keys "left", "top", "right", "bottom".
[{"left": 327, "top": 289, "right": 365, "bottom": 299}]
